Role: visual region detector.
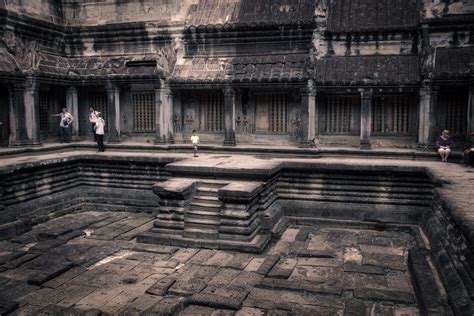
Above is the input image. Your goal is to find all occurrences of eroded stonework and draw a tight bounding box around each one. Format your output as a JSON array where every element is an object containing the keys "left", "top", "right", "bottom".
[{"left": 0, "top": 0, "right": 471, "bottom": 148}]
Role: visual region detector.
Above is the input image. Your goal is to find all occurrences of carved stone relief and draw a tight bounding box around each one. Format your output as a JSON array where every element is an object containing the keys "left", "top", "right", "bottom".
[{"left": 2, "top": 31, "right": 41, "bottom": 72}]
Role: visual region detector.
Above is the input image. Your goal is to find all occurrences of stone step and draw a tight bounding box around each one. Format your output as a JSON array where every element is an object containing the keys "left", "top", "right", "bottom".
[
  {"left": 278, "top": 177, "right": 433, "bottom": 188},
  {"left": 184, "top": 216, "right": 220, "bottom": 226},
  {"left": 183, "top": 226, "right": 219, "bottom": 238},
  {"left": 186, "top": 208, "right": 221, "bottom": 218},
  {"left": 192, "top": 195, "right": 220, "bottom": 202},
  {"left": 280, "top": 173, "right": 432, "bottom": 184},
  {"left": 277, "top": 188, "right": 433, "bottom": 199},
  {"left": 190, "top": 200, "right": 222, "bottom": 208},
  {"left": 277, "top": 184, "right": 433, "bottom": 195},
  {"left": 278, "top": 193, "right": 431, "bottom": 206},
  {"left": 197, "top": 181, "right": 227, "bottom": 188},
  {"left": 188, "top": 204, "right": 221, "bottom": 212},
  {"left": 196, "top": 187, "right": 219, "bottom": 196}
]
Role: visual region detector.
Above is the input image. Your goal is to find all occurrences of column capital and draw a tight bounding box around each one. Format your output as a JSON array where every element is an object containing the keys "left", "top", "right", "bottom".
[
  {"left": 302, "top": 79, "right": 317, "bottom": 96},
  {"left": 358, "top": 88, "right": 373, "bottom": 99},
  {"left": 105, "top": 81, "right": 119, "bottom": 91},
  {"left": 420, "top": 84, "right": 440, "bottom": 95},
  {"left": 224, "top": 86, "right": 236, "bottom": 97},
  {"left": 67, "top": 86, "right": 78, "bottom": 93},
  {"left": 24, "top": 76, "right": 38, "bottom": 91}
]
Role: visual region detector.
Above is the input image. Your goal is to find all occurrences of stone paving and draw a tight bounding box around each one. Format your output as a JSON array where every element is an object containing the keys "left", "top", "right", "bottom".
[{"left": 0, "top": 210, "right": 430, "bottom": 315}]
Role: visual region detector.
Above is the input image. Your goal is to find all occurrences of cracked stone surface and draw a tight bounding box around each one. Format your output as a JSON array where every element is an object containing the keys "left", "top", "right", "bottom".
[{"left": 0, "top": 210, "right": 440, "bottom": 315}]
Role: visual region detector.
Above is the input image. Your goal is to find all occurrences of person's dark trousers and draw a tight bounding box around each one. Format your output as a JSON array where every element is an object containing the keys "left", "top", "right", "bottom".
[
  {"left": 60, "top": 127, "right": 70, "bottom": 143},
  {"left": 91, "top": 123, "right": 97, "bottom": 141},
  {"left": 464, "top": 151, "right": 472, "bottom": 166},
  {"left": 96, "top": 134, "right": 105, "bottom": 152}
]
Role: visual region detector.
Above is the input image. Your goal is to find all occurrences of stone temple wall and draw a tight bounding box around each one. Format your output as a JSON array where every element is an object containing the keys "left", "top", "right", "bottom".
[
  {"left": 1, "top": 0, "right": 63, "bottom": 24},
  {"left": 61, "top": 0, "right": 183, "bottom": 26},
  {"left": 0, "top": 0, "right": 472, "bottom": 149}
]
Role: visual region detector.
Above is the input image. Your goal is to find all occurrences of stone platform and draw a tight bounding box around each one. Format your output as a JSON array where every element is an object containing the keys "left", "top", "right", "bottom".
[{"left": 0, "top": 148, "right": 473, "bottom": 314}]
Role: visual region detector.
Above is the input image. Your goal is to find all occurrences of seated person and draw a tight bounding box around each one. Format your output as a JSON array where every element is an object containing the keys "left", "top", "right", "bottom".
[{"left": 436, "top": 130, "right": 453, "bottom": 163}]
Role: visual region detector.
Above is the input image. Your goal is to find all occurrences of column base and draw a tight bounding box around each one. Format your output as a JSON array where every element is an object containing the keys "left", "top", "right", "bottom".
[
  {"left": 107, "top": 130, "right": 121, "bottom": 143},
  {"left": 359, "top": 141, "right": 372, "bottom": 150},
  {"left": 223, "top": 139, "right": 236, "bottom": 146},
  {"left": 416, "top": 143, "right": 433, "bottom": 151},
  {"left": 9, "top": 140, "right": 42, "bottom": 147},
  {"left": 154, "top": 135, "right": 169, "bottom": 144},
  {"left": 298, "top": 140, "right": 312, "bottom": 148},
  {"left": 107, "top": 137, "right": 121, "bottom": 143}
]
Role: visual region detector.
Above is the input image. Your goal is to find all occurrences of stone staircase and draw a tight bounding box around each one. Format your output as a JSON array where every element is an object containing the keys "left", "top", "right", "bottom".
[{"left": 183, "top": 181, "right": 226, "bottom": 238}]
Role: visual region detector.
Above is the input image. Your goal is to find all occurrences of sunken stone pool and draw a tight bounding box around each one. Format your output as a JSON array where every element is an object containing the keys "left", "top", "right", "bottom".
[{"left": 0, "top": 153, "right": 472, "bottom": 314}]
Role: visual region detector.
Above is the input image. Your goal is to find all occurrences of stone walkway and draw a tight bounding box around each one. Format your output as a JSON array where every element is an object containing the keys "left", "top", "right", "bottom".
[{"left": 1, "top": 211, "right": 425, "bottom": 315}]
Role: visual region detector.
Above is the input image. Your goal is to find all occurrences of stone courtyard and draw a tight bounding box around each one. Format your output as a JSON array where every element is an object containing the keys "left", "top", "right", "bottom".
[
  {"left": 0, "top": 146, "right": 473, "bottom": 315},
  {"left": 0, "top": 210, "right": 423, "bottom": 315}
]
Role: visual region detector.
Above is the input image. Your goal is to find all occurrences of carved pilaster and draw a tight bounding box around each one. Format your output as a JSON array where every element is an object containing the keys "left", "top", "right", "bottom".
[
  {"left": 9, "top": 77, "right": 41, "bottom": 147},
  {"left": 417, "top": 84, "right": 439, "bottom": 150},
  {"left": 66, "top": 86, "right": 79, "bottom": 140},
  {"left": 223, "top": 86, "right": 236, "bottom": 146},
  {"left": 154, "top": 80, "right": 173, "bottom": 144},
  {"left": 359, "top": 88, "right": 373, "bottom": 149},
  {"left": 106, "top": 81, "right": 121, "bottom": 143},
  {"left": 299, "top": 80, "right": 317, "bottom": 147}
]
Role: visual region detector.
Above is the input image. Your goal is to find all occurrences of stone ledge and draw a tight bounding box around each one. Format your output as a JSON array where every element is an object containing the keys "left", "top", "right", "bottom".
[
  {"left": 218, "top": 182, "right": 263, "bottom": 203},
  {"left": 152, "top": 179, "right": 196, "bottom": 200},
  {"left": 137, "top": 231, "right": 271, "bottom": 253}
]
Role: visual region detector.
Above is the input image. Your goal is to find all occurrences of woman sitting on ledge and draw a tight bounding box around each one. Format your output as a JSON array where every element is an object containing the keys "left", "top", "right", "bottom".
[{"left": 436, "top": 130, "right": 454, "bottom": 163}]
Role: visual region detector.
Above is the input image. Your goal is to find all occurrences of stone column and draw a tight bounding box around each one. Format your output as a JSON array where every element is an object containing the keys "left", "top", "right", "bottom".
[
  {"left": 9, "top": 77, "right": 41, "bottom": 146},
  {"left": 66, "top": 86, "right": 79, "bottom": 140},
  {"left": 467, "top": 86, "right": 474, "bottom": 143},
  {"left": 299, "top": 80, "right": 316, "bottom": 147},
  {"left": 223, "top": 86, "right": 236, "bottom": 146},
  {"left": 154, "top": 80, "right": 173, "bottom": 144},
  {"left": 8, "top": 85, "right": 26, "bottom": 146},
  {"left": 106, "top": 81, "right": 121, "bottom": 143},
  {"left": 417, "top": 85, "right": 439, "bottom": 150},
  {"left": 359, "top": 89, "right": 373, "bottom": 149},
  {"left": 24, "top": 76, "right": 41, "bottom": 146}
]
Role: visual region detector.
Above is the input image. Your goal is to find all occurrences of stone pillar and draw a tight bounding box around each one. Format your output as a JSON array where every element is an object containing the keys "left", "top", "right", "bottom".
[
  {"left": 154, "top": 80, "right": 173, "bottom": 144},
  {"left": 106, "top": 81, "right": 121, "bottom": 143},
  {"left": 467, "top": 86, "right": 474, "bottom": 143},
  {"left": 223, "top": 86, "right": 236, "bottom": 146},
  {"left": 9, "top": 77, "right": 41, "bottom": 146},
  {"left": 66, "top": 86, "right": 79, "bottom": 140},
  {"left": 417, "top": 85, "right": 439, "bottom": 150},
  {"left": 24, "top": 77, "right": 41, "bottom": 146},
  {"left": 300, "top": 80, "right": 316, "bottom": 147},
  {"left": 359, "top": 89, "right": 373, "bottom": 149},
  {"left": 8, "top": 85, "right": 26, "bottom": 146}
]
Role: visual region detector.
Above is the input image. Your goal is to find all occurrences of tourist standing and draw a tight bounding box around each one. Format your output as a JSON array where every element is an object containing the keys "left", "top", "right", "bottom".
[
  {"left": 190, "top": 130, "right": 199, "bottom": 157},
  {"left": 52, "top": 107, "right": 73, "bottom": 143},
  {"left": 94, "top": 113, "right": 105, "bottom": 152},
  {"left": 436, "top": 130, "right": 453, "bottom": 163},
  {"left": 89, "top": 107, "right": 101, "bottom": 142}
]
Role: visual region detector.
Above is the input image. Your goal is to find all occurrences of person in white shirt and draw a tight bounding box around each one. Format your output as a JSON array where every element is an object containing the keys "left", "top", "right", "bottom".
[
  {"left": 52, "top": 107, "right": 73, "bottom": 143},
  {"left": 94, "top": 113, "right": 106, "bottom": 152},
  {"left": 89, "top": 107, "right": 101, "bottom": 142},
  {"left": 190, "top": 130, "right": 199, "bottom": 157}
]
